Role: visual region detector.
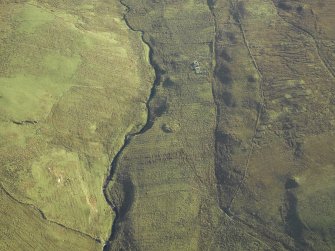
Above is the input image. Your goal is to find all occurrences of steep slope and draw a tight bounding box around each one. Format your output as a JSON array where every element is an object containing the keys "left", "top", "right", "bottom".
[
  {"left": 104, "top": 0, "right": 218, "bottom": 250},
  {"left": 104, "top": 0, "right": 335, "bottom": 250},
  {"left": 1, "top": 0, "right": 334, "bottom": 250},
  {"left": 212, "top": 0, "right": 335, "bottom": 250},
  {"left": 0, "top": 0, "right": 153, "bottom": 249}
]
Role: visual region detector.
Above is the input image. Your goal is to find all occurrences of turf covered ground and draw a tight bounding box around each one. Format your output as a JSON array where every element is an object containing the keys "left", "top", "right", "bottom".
[
  {"left": 0, "top": 0, "right": 153, "bottom": 249},
  {"left": 104, "top": 0, "right": 335, "bottom": 250},
  {"left": 1, "top": 0, "right": 335, "bottom": 250}
]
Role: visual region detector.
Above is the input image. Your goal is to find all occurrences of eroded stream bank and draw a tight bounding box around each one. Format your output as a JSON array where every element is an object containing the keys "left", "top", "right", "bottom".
[
  {"left": 102, "top": 0, "right": 217, "bottom": 250},
  {"left": 102, "top": 1, "right": 163, "bottom": 250},
  {"left": 103, "top": 0, "right": 335, "bottom": 250}
]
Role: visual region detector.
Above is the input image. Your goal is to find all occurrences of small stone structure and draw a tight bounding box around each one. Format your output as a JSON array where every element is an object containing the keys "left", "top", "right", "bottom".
[{"left": 191, "top": 60, "right": 201, "bottom": 74}]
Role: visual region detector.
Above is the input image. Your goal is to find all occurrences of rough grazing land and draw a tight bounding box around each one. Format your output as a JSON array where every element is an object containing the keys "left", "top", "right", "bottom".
[
  {"left": 104, "top": 0, "right": 335, "bottom": 250},
  {"left": 0, "top": 0, "right": 153, "bottom": 249},
  {"left": 0, "top": 0, "right": 334, "bottom": 250}
]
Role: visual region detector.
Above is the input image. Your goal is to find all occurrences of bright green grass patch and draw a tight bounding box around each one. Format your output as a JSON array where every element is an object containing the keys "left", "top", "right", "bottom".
[
  {"left": 244, "top": 0, "right": 277, "bottom": 19},
  {"left": 29, "top": 148, "right": 110, "bottom": 231},
  {"left": 0, "top": 0, "right": 153, "bottom": 246},
  {"left": 16, "top": 4, "right": 54, "bottom": 33},
  {"left": 43, "top": 53, "right": 81, "bottom": 80},
  {"left": 0, "top": 74, "right": 72, "bottom": 120}
]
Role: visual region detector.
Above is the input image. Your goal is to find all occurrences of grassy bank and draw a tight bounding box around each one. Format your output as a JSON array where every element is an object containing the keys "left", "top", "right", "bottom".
[{"left": 0, "top": 0, "right": 153, "bottom": 248}]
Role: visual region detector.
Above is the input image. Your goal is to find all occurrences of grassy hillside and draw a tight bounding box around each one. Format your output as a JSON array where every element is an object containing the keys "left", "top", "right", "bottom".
[
  {"left": 0, "top": 0, "right": 153, "bottom": 249},
  {"left": 1, "top": 0, "right": 334, "bottom": 250},
  {"left": 0, "top": 186, "right": 100, "bottom": 250}
]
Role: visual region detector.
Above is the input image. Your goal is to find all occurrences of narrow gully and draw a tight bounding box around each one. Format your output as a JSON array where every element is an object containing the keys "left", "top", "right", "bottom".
[
  {"left": 206, "top": 0, "right": 227, "bottom": 215},
  {"left": 206, "top": 0, "right": 238, "bottom": 218},
  {"left": 102, "top": 1, "right": 162, "bottom": 250}
]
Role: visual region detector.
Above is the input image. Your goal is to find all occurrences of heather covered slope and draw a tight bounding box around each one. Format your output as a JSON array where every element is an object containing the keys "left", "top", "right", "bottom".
[
  {"left": 212, "top": 0, "right": 335, "bottom": 250},
  {"left": 1, "top": 0, "right": 334, "bottom": 250},
  {"left": 0, "top": 0, "right": 153, "bottom": 249},
  {"left": 104, "top": 0, "right": 335, "bottom": 250}
]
